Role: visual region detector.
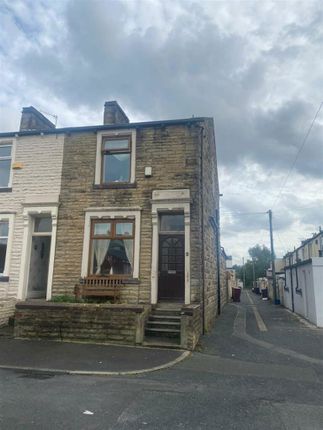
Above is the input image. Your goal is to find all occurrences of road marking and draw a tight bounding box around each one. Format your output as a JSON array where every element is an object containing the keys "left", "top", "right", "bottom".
[
  {"left": 246, "top": 291, "right": 268, "bottom": 332},
  {"left": 233, "top": 305, "right": 323, "bottom": 366}
]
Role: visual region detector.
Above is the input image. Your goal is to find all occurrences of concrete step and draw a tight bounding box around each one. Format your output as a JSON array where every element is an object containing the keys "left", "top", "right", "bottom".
[
  {"left": 152, "top": 309, "right": 181, "bottom": 317},
  {"left": 143, "top": 337, "right": 181, "bottom": 348},
  {"left": 145, "top": 327, "right": 180, "bottom": 338},
  {"left": 147, "top": 320, "right": 181, "bottom": 330},
  {"left": 149, "top": 315, "right": 181, "bottom": 322}
]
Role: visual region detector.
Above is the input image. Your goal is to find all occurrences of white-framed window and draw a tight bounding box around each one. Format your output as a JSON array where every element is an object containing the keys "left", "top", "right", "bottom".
[
  {"left": 95, "top": 130, "right": 136, "bottom": 185},
  {"left": 89, "top": 218, "right": 134, "bottom": 276},
  {"left": 81, "top": 208, "right": 141, "bottom": 278},
  {"left": 0, "top": 214, "right": 14, "bottom": 277},
  {"left": 0, "top": 141, "right": 13, "bottom": 188}
]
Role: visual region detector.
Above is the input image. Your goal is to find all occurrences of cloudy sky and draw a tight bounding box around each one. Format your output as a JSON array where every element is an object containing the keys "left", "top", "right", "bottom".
[{"left": 1, "top": 0, "right": 323, "bottom": 263}]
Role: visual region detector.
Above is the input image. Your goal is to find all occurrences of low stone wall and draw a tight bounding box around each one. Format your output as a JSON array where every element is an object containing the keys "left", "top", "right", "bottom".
[
  {"left": 181, "top": 304, "right": 202, "bottom": 350},
  {"left": 0, "top": 299, "right": 16, "bottom": 327},
  {"left": 14, "top": 302, "right": 150, "bottom": 345}
]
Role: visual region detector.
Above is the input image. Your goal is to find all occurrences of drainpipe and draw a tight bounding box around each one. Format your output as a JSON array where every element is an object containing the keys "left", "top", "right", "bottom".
[
  {"left": 216, "top": 209, "right": 221, "bottom": 315},
  {"left": 289, "top": 254, "right": 295, "bottom": 312}
]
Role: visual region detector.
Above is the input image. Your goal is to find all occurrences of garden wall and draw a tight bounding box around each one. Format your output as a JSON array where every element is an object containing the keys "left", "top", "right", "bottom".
[{"left": 14, "top": 302, "right": 150, "bottom": 345}]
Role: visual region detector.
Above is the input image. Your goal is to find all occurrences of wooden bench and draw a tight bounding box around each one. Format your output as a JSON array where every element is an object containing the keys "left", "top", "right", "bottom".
[{"left": 74, "top": 277, "right": 122, "bottom": 302}]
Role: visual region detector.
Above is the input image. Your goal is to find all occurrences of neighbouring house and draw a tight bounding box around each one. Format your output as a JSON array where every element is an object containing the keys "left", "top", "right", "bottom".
[
  {"left": 266, "top": 258, "right": 285, "bottom": 302},
  {"left": 220, "top": 248, "right": 237, "bottom": 300},
  {"left": 283, "top": 230, "right": 323, "bottom": 327},
  {"left": 0, "top": 107, "right": 64, "bottom": 326},
  {"left": 1, "top": 101, "right": 222, "bottom": 349}
]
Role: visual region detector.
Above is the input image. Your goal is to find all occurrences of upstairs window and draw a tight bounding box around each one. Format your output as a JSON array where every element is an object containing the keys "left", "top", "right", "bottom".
[
  {"left": 102, "top": 136, "right": 131, "bottom": 183},
  {"left": 95, "top": 130, "right": 136, "bottom": 186},
  {"left": 0, "top": 220, "right": 9, "bottom": 274},
  {"left": 89, "top": 219, "right": 134, "bottom": 276},
  {"left": 0, "top": 143, "right": 12, "bottom": 188}
]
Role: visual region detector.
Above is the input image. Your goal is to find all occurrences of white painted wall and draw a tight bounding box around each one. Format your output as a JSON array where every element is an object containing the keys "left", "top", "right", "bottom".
[
  {"left": 312, "top": 258, "right": 323, "bottom": 327},
  {"left": 0, "top": 134, "right": 64, "bottom": 323},
  {"left": 284, "top": 259, "right": 323, "bottom": 327},
  {"left": 282, "top": 270, "right": 293, "bottom": 312}
]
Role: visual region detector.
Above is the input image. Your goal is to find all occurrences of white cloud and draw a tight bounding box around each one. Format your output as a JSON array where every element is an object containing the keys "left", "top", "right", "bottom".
[{"left": 1, "top": 0, "right": 323, "bottom": 260}]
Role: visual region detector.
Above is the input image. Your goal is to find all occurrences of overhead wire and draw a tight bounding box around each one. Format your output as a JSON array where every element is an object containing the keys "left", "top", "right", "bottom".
[
  {"left": 272, "top": 101, "right": 323, "bottom": 208},
  {"left": 220, "top": 101, "right": 323, "bottom": 259}
]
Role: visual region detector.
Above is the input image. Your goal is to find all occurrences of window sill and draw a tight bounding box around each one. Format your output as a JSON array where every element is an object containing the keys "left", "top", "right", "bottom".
[
  {"left": 0, "top": 276, "right": 9, "bottom": 282},
  {"left": 93, "top": 182, "right": 137, "bottom": 190},
  {"left": 122, "top": 278, "right": 140, "bottom": 285},
  {"left": 0, "top": 187, "right": 12, "bottom": 193}
]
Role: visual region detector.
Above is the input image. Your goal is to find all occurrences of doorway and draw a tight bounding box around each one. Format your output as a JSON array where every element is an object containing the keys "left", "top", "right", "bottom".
[
  {"left": 27, "top": 216, "right": 52, "bottom": 299},
  {"left": 158, "top": 213, "right": 185, "bottom": 302}
]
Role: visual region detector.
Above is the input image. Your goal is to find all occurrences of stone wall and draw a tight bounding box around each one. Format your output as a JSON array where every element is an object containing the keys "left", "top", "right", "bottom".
[
  {"left": 52, "top": 123, "right": 204, "bottom": 304},
  {"left": 0, "top": 134, "right": 64, "bottom": 325},
  {"left": 0, "top": 299, "right": 15, "bottom": 326},
  {"left": 200, "top": 119, "right": 221, "bottom": 331},
  {"left": 181, "top": 304, "right": 202, "bottom": 350},
  {"left": 220, "top": 252, "right": 230, "bottom": 306},
  {"left": 14, "top": 302, "right": 150, "bottom": 345}
]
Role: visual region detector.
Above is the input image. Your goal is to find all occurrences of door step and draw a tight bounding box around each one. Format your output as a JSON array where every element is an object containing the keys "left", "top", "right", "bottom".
[
  {"left": 146, "top": 320, "right": 181, "bottom": 330},
  {"left": 144, "top": 306, "right": 182, "bottom": 345},
  {"left": 149, "top": 315, "right": 181, "bottom": 323}
]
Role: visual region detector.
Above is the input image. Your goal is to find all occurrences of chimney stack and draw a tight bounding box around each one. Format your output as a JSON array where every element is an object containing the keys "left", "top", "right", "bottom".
[
  {"left": 103, "top": 101, "right": 129, "bottom": 125},
  {"left": 20, "top": 106, "right": 56, "bottom": 132}
]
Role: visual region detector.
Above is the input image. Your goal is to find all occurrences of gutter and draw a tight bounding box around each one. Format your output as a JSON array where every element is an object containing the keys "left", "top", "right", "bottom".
[{"left": 0, "top": 117, "right": 211, "bottom": 139}]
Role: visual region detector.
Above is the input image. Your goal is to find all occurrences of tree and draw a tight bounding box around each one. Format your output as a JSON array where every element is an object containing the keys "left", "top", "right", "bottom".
[{"left": 234, "top": 244, "right": 271, "bottom": 288}]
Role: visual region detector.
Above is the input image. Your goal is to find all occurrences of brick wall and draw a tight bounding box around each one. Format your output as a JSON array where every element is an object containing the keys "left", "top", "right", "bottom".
[
  {"left": 52, "top": 124, "right": 203, "bottom": 304},
  {"left": 0, "top": 135, "right": 64, "bottom": 325}
]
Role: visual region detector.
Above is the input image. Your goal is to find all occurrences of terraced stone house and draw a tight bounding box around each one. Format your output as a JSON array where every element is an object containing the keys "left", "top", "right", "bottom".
[
  {"left": 0, "top": 107, "right": 64, "bottom": 325},
  {"left": 1, "top": 102, "right": 223, "bottom": 349}
]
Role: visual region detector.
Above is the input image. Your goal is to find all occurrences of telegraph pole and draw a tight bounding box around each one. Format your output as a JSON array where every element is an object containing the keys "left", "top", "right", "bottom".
[
  {"left": 268, "top": 210, "right": 278, "bottom": 304},
  {"left": 252, "top": 257, "right": 256, "bottom": 288},
  {"left": 242, "top": 257, "right": 246, "bottom": 288}
]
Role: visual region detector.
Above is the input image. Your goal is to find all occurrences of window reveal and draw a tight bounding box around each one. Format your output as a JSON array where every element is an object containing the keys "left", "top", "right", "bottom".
[
  {"left": 0, "top": 144, "right": 12, "bottom": 188},
  {"left": 0, "top": 220, "right": 9, "bottom": 274},
  {"left": 89, "top": 220, "right": 134, "bottom": 276},
  {"left": 102, "top": 136, "right": 131, "bottom": 183}
]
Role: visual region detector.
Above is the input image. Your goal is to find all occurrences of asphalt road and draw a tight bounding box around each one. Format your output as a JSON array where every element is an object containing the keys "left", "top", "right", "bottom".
[{"left": 1, "top": 291, "right": 323, "bottom": 429}]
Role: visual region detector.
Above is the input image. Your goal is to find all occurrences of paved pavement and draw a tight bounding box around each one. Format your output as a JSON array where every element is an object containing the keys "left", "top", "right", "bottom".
[
  {"left": 0, "top": 332, "right": 187, "bottom": 374},
  {"left": 1, "top": 290, "right": 323, "bottom": 429}
]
